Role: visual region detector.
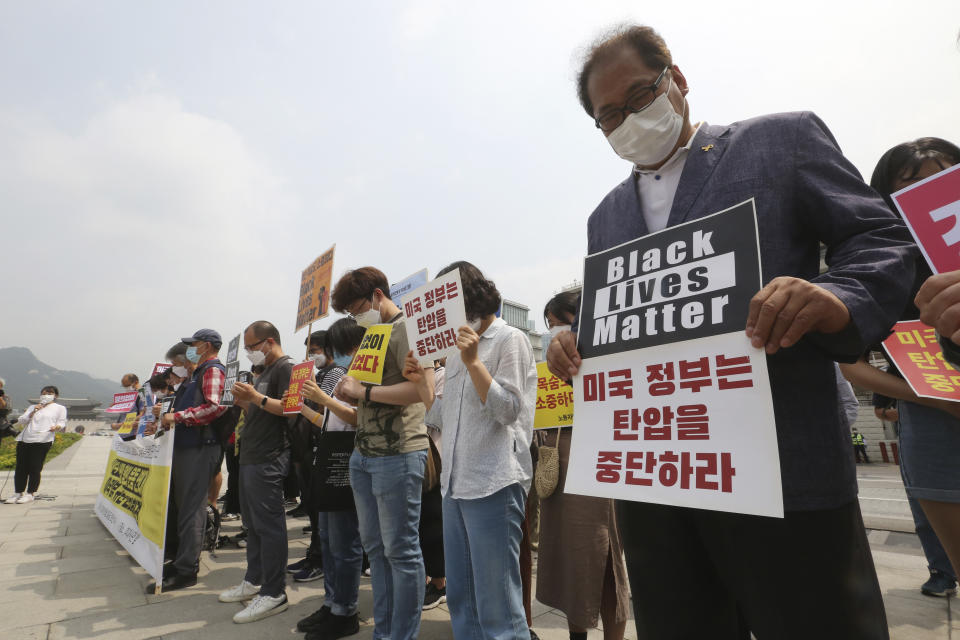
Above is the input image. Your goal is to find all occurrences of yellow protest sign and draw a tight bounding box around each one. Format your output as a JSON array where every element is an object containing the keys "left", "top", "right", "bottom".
[
  {"left": 534, "top": 362, "right": 574, "bottom": 429},
  {"left": 99, "top": 450, "right": 171, "bottom": 547},
  {"left": 347, "top": 324, "right": 393, "bottom": 385},
  {"left": 117, "top": 412, "right": 138, "bottom": 435}
]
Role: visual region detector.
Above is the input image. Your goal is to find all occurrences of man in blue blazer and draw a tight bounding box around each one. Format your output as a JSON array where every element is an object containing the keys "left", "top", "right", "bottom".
[{"left": 548, "top": 25, "right": 916, "bottom": 639}]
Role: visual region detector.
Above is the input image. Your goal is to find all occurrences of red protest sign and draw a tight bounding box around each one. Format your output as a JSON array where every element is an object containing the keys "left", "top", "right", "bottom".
[
  {"left": 151, "top": 362, "right": 172, "bottom": 377},
  {"left": 893, "top": 164, "right": 960, "bottom": 274},
  {"left": 282, "top": 361, "right": 316, "bottom": 415},
  {"left": 106, "top": 392, "right": 139, "bottom": 414},
  {"left": 882, "top": 320, "right": 960, "bottom": 402}
]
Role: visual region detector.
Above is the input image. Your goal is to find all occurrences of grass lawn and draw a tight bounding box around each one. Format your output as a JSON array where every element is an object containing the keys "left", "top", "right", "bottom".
[{"left": 0, "top": 433, "right": 83, "bottom": 470}]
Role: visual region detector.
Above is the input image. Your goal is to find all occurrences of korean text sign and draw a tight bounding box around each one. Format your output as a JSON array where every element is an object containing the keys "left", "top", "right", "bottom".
[
  {"left": 565, "top": 200, "right": 783, "bottom": 518},
  {"left": 882, "top": 320, "right": 960, "bottom": 401},
  {"left": 893, "top": 164, "right": 960, "bottom": 273},
  {"left": 296, "top": 245, "right": 336, "bottom": 331},
  {"left": 106, "top": 392, "right": 139, "bottom": 414},
  {"left": 222, "top": 361, "right": 240, "bottom": 407},
  {"left": 347, "top": 324, "right": 393, "bottom": 385},
  {"left": 534, "top": 362, "right": 574, "bottom": 429},
  {"left": 283, "top": 361, "right": 316, "bottom": 415},
  {"left": 401, "top": 269, "right": 467, "bottom": 364},
  {"left": 151, "top": 363, "right": 171, "bottom": 377}
]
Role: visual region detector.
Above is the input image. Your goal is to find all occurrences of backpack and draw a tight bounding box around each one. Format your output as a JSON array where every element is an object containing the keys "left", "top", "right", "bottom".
[{"left": 191, "top": 360, "right": 242, "bottom": 447}]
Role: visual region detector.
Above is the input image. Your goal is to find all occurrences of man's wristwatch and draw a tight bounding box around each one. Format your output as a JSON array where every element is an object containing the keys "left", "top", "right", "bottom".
[
  {"left": 363, "top": 383, "right": 373, "bottom": 403},
  {"left": 260, "top": 395, "right": 269, "bottom": 408}
]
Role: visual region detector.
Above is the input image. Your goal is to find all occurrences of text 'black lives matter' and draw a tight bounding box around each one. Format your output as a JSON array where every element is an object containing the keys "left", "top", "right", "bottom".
[{"left": 578, "top": 199, "right": 761, "bottom": 359}]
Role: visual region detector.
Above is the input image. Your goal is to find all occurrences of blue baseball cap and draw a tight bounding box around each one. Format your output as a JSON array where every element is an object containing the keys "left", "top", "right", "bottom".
[{"left": 181, "top": 329, "right": 222, "bottom": 349}]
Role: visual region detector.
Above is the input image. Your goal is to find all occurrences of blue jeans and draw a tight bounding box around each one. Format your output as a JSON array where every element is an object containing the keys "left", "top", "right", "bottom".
[
  {"left": 443, "top": 483, "right": 529, "bottom": 640},
  {"left": 349, "top": 449, "right": 427, "bottom": 640},
  {"left": 318, "top": 509, "right": 364, "bottom": 615}
]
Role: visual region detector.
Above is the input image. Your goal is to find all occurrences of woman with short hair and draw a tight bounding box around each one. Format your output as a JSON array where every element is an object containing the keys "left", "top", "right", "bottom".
[{"left": 4, "top": 385, "right": 67, "bottom": 504}]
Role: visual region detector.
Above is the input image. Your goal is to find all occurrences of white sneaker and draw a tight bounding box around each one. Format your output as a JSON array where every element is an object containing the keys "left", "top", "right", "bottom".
[
  {"left": 3, "top": 493, "right": 22, "bottom": 504},
  {"left": 218, "top": 580, "right": 261, "bottom": 603},
  {"left": 232, "top": 593, "right": 288, "bottom": 623},
  {"left": 15, "top": 494, "right": 34, "bottom": 504}
]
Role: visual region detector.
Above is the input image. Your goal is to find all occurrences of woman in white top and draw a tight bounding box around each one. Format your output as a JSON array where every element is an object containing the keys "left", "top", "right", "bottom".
[
  {"left": 404, "top": 261, "right": 537, "bottom": 640},
  {"left": 5, "top": 385, "right": 67, "bottom": 504}
]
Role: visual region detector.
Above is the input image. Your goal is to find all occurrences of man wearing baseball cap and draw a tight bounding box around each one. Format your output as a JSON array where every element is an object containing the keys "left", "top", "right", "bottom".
[{"left": 147, "top": 328, "right": 228, "bottom": 592}]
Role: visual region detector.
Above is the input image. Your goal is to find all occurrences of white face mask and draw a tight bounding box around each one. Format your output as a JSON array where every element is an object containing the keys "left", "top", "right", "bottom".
[
  {"left": 173, "top": 382, "right": 182, "bottom": 391},
  {"left": 549, "top": 324, "right": 572, "bottom": 338},
  {"left": 354, "top": 297, "right": 382, "bottom": 329},
  {"left": 467, "top": 317, "right": 484, "bottom": 333},
  {"left": 39, "top": 394, "right": 55, "bottom": 404},
  {"left": 309, "top": 353, "right": 327, "bottom": 367},
  {"left": 606, "top": 77, "right": 686, "bottom": 167},
  {"left": 247, "top": 347, "right": 267, "bottom": 366},
  {"left": 171, "top": 366, "right": 188, "bottom": 378}
]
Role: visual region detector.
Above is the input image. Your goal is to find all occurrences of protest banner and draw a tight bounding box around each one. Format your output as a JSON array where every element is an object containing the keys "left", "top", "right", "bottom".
[
  {"left": 565, "top": 199, "right": 782, "bottom": 518},
  {"left": 893, "top": 163, "right": 960, "bottom": 273},
  {"left": 283, "top": 361, "right": 316, "bottom": 415},
  {"left": 296, "top": 245, "right": 336, "bottom": 331},
  {"left": 401, "top": 269, "right": 467, "bottom": 364},
  {"left": 883, "top": 320, "right": 960, "bottom": 401},
  {"left": 347, "top": 324, "right": 393, "bottom": 385},
  {"left": 390, "top": 268, "right": 428, "bottom": 302},
  {"left": 106, "top": 392, "right": 139, "bottom": 414},
  {"left": 151, "top": 363, "right": 171, "bottom": 377},
  {"left": 534, "top": 362, "right": 574, "bottom": 430},
  {"left": 95, "top": 432, "right": 174, "bottom": 592}
]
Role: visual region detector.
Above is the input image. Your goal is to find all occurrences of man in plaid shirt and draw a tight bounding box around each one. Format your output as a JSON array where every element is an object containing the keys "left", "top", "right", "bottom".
[{"left": 147, "top": 328, "right": 228, "bottom": 593}]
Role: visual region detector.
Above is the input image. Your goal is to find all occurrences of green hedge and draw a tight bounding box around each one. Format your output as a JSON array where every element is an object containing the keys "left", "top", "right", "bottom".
[{"left": 0, "top": 433, "right": 83, "bottom": 470}]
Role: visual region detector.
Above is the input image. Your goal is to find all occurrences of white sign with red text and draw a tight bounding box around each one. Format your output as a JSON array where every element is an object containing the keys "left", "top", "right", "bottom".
[{"left": 401, "top": 269, "right": 467, "bottom": 364}]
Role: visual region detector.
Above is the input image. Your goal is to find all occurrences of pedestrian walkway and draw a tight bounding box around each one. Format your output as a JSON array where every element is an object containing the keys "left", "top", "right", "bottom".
[{"left": 0, "top": 437, "right": 955, "bottom": 639}]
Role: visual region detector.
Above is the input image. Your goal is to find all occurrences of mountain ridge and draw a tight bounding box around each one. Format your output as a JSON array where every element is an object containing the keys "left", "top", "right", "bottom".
[{"left": 0, "top": 346, "right": 122, "bottom": 410}]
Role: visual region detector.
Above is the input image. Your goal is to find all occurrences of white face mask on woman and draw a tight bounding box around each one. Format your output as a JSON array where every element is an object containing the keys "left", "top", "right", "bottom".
[
  {"left": 549, "top": 324, "right": 572, "bottom": 338},
  {"left": 39, "top": 394, "right": 55, "bottom": 405},
  {"left": 606, "top": 77, "right": 686, "bottom": 167}
]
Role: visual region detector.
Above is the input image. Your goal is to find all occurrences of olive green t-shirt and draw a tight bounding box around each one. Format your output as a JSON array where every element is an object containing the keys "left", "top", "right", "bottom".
[{"left": 355, "top": 316, "right": 428, "bottom": 457}]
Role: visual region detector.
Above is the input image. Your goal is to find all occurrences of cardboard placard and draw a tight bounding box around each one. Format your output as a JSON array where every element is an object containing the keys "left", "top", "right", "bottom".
[
  {"left": 106, "top": 392, "right": 139, "bottom": 414},
  {"left": 296, "top": 246, "right": 336, "bottom": 331},
  {"left": 390, "top": 268, "right": 428, "bottom": 302},
  {"left": 222, "top": 361, "right": 240, "bottom": 406},
  {"left": 401, "top": 269, "right": 467, "bottom": 364},
  {"left": 534, "top": 362, "right": 574, "bottom": 430},
  {"left": 565, "top": 200, "right": 782, "bottom": 518},
  {"left": 226, "top": 334, "right": 241, "bottom": 365},
  {"left": 347, "top": 324, "right": 393, "bottom": 385},
  {"left": 151, "top": 363, "right": 172, "bottom": 377},
  {"left": 893, "top": 163, "right": 960, "bottom": 274},
  {"left": 882, "top": 320, "right": 960, "bottom": 401},
  {"left": 283, "top": 361, "right": 316, "bottom": 415}
]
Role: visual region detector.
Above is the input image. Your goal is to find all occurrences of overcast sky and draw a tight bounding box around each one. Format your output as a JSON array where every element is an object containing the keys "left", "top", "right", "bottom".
[{"left": 2, "top": 1, "right": 959, "bottom": 382}]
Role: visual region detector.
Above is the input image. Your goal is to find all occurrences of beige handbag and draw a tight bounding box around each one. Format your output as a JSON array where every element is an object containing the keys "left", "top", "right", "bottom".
[{"left": 534, "top": 429, "right": 560, "bottom": 498}]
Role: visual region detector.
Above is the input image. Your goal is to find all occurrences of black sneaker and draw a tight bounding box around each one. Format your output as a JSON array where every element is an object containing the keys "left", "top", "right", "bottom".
[
  {"left": 921, "top": 570, "right": 958, "bottom": 597},
  {"left": 287, "top": 557, "right": 311, "bottom": 574},
  {"left": 305, "top": 612, "right": 359, "bottom": 640},
  {"left": 423, "top": 582, "right": 446, "bottom": 610},
  {"left": 293, "top": 565, "right": 324, "bottom": 582},
  {"left": 297, "top": 604, "right": 331, "bottom": 632},
  {"left": 529, "top": 630, "right": 540, "bottom": 640},
  {"left": 287, "top": 504, "right": 307, "bottom": 518}
]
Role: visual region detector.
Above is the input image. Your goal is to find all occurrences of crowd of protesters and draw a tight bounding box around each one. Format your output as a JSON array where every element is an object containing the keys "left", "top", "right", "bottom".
[{"left": 5, "top": 21, "right": 960, "bottom": 640}]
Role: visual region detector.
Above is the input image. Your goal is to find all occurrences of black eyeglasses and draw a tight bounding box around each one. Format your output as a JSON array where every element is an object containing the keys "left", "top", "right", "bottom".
[
  {"left": 245, "top": 338, "right": 267, "bottom": 351},
  {"left": 594, "top": 67, "right": 669, "bottom": 133}
]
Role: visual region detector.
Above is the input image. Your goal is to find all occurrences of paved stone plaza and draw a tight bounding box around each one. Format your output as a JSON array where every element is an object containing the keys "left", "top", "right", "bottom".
[{"left": 0, "top": 437, "right": 954, "bottom": 639}]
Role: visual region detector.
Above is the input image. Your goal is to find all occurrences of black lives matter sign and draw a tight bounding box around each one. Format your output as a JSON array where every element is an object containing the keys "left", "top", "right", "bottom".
[{"left": 578, "top": 200, "right": 761, "bottom": 359}]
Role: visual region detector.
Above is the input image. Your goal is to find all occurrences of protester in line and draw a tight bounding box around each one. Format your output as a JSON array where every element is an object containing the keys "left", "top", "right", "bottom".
[
  {"left": 0, "top": 377, "right": 15, "bottom": 441},
  {"left": 331, "top": 267, "right": 432, "bottom": 640},
  {"left": 405, "top": 261, "right": 536, "bottom": 640},
  {"left": 113, "top": 373, "right": 142, "bottom": 430},
  {"left": 3, "top": 386, "right": 66, "bottom": 504},
  {"left": 159, "top": 343, "right": 190, "bottom": 563},
  {"left": 536, "top": 291, "right": 630, "bottom": 640},
  {"left": 293, "top": 317, "right": 367, "bottom": 640},
  {"left": 421, "top": 359, "right": 448, "bottom": 612},
  {"left": 221, "top": 321, "right": 294, "bottom": 623},
  {"left": 146, "top": 329, "right": 228, "bottom": 593},
  {"left": 842, "top": 138, "right": 960, "bottom": 596},
  {"left": 286, "top": 330, "right": 331, "bottom": 582},
  {"left": 548, "top": 25, "right": 917, "bottom": 638}
]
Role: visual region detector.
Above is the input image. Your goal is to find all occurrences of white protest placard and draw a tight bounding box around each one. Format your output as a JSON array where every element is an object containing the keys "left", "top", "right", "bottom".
[
  {"left": 390, "top": 268, "right": 428, "bottom": 302},
  {"left": 95, "top": 432, "right": 174, "bottom": 588},
  {"left": 565, "top": 200, "right": 783, "bottom": 518},
  {"left": 400, "top": 269, "right": 467, "bottom": 363}
]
